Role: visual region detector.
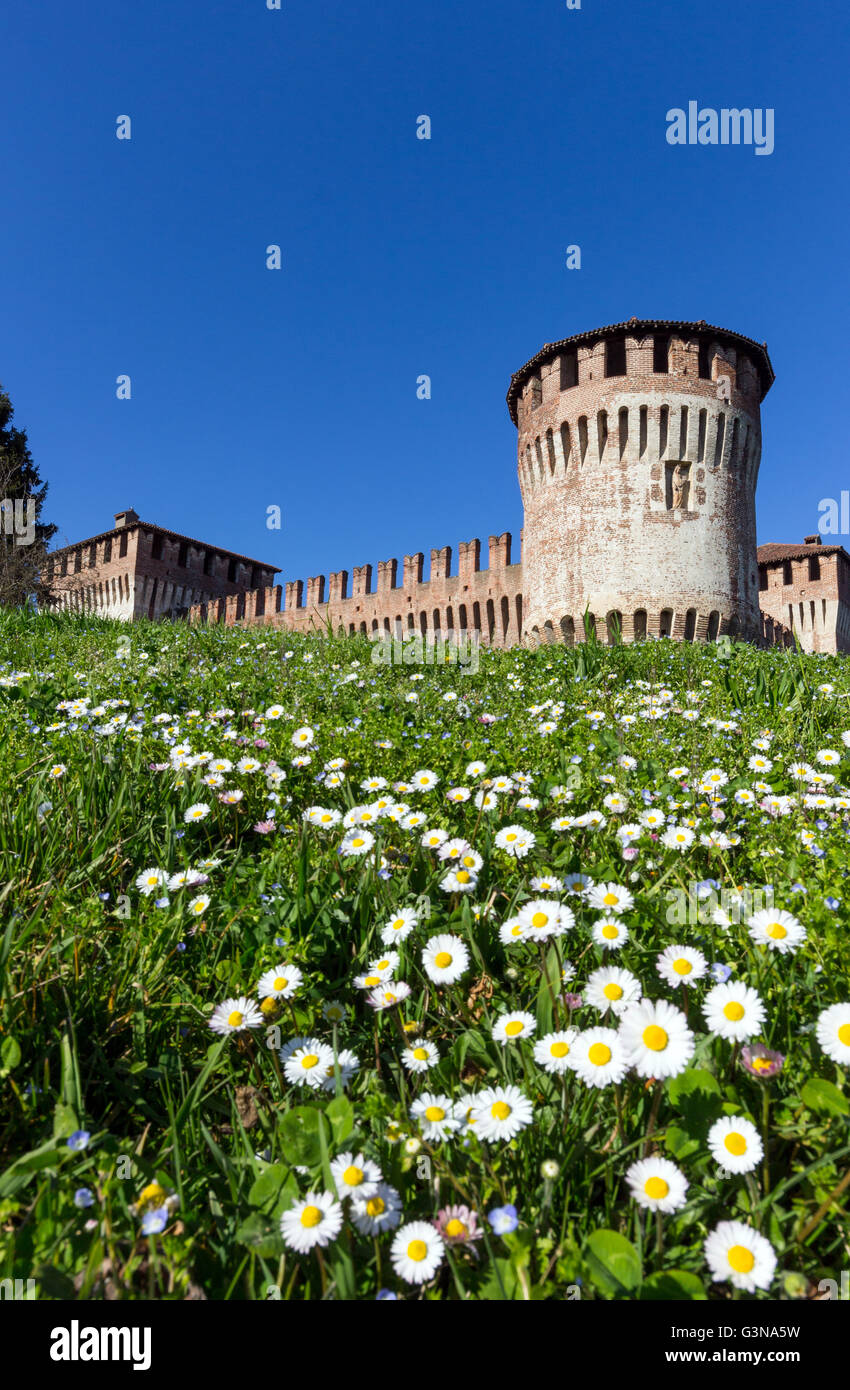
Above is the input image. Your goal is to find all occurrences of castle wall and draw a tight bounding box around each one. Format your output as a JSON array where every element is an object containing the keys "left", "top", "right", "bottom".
[{"left": 758, "top": 551, "right": 850, "bottom": 654}]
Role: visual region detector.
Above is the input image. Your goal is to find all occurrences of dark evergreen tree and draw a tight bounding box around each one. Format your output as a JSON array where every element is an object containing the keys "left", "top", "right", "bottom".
[{"left": 0, "top": 382, "right": 56, "bottom": 605}]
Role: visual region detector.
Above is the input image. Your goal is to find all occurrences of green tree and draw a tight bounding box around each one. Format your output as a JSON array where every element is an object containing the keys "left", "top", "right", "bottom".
[{"left": 0, "top": 382, "right": 56, "bottom": 606}]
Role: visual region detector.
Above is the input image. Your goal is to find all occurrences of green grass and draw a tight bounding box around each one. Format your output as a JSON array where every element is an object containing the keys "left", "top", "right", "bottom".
[{"left": 0, "top": 609, "right": 848, "bottom": 1300}]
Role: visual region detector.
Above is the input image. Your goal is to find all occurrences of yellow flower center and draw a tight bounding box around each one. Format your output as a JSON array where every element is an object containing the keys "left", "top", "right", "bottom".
[
  {"left": 644, "top": 1177, "right": 669, "bottom": 1200},
  {"left": 767, "top": 922, "right": 787, "bottom": 939},
  {"left": 727, "top": 1245, "right": 755, "bottom": 1274},
  {"left": 588, "top": 1043, "right": 612, "bottom": 1066},
  {"left": 300, "top": 1205, "right": 322, "bottom": 1228},
  {"left": 531, "top": 912, "right": 549, "bottom": 929},
  {"left": 392, "top": 920, "right": 404, "bottom": 930},
  {"left": 273, "top": 977, "right": 288, "bottom": 991},
  {"left": 366, "top": 1197, "right": 385, "bottom": 1217},
  {"left": 724, "top": 1132, "right": 747, "bottom": 1156},
  {"left": 603, "top": 983, "right": 623, "bottom": 1001},
  {"left": 603, "top": 892, "right": 619, "bottom": 906},
  {"left": 838, "top": 1023, "right": 850, "bottom": 1046},
  {"left": 227, "top": 1011, "right": 243, "bottom": 1028},
  {"left": 413, "top": 1047, "right": 429, "bottom": 1060},
  {"left": 376, "top": 960, "right": 389, "bottom": 970},
  {"left": 343, "top": 1165, "right": 364, "bottom": 1186},
  {"left": 351, "top": 837, "right": 364, "bottom": 848},
  {"left": 407, "top": 1240, "right": 428, "bottom": 1262},
  {"left": 602, "top": 925, "right": 619, "bottom": 940},
  {"left": 550, "top": 1041, "right": 569, "bottom": 1058},
  {"left": 425, "top": 1106, "right": 445, "bottom": 1122},
  {"left": 140, "top": 1182, "right": 166, "bottom": 1206},
  {"left": 456, "top": 870, "right": 471, "bottom": 883},
  {"left": 301, "top": 1053, "right": 319, "bottom": 1069},
  {"left": 434, "top": 952, "right": 452, "bottom": 969},
  {"left": 506, "top": 833, "right": 517, "bottom": 842},
  {"left": 673, "top": 958, "right": 692, "bottom": 976},
  {"left": 445, "top": 1218, "right": 467, "bottom": 1238},
  {"left": 642, "top": 1025, "right": 668, "bottom": 1052},
  {"left": 364, "top": 975, "right": 380, "bottom": 986},
  {"left": 505, "top": 1020, "right": 524, "bottom": 1037},
  {"left": 491, "top": 1101, "right": 512, "bottom": 1120},
  {"left": 723, "top": 1001, "right": 745, "bottom": 1021}
]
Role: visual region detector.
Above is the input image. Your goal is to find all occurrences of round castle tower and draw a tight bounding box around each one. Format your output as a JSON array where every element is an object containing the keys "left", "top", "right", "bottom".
[{"left": 507, "top": 318, "right": 774, "bottom": 644}]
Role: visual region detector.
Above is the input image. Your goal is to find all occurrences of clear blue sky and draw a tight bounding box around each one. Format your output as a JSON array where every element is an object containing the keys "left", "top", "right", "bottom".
[{"left": 2, "top": 0, "right": 848, "bottom": 580}]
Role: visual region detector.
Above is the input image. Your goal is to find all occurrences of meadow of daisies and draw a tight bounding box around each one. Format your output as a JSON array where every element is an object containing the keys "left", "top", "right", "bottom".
[{"left": 1, "top": 610, "right": 849, "bottom": 1302}]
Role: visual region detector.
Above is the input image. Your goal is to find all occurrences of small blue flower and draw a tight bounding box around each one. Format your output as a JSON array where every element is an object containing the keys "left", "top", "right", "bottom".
[
  {"left": 710, "top": 962, "right": 733, "bottom": 983},
  {"left": 376, "top": 1289, "right": 398, "bottom": 1300},
  {"left": 825, "top": 896, "right": 841, "bottom": 910},
  {"left": 815, "top": 819, "right": 829, "bottom": 832},
  {"left": 176, "top": 941, "right": 187, "bottom": 952},
  {"left": 74, "top": 1187, "right": 95, "bottom": 1208},
  {"left": 155, "top": 896, "right": 170, "bottom": 908},
  {"left": 67, "top": 1130, "right": 91, "bottom": 1152},
  {"left": 488, "top": 1204, "right": 518, "bottom": 1235},
  {"left": 140, "top": 1206, "right": 169, "bottom": 1236},
  {"left": 98, "top": 892, "right": 110, "bottom": 901},
  {"left": 789, "top": 883, "right": 807, "bottom": 895}
]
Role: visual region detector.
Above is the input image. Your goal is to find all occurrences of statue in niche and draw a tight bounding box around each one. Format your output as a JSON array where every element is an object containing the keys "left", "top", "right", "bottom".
[{"left": 671, "top": 462, "right": 690, "bottom": 509}]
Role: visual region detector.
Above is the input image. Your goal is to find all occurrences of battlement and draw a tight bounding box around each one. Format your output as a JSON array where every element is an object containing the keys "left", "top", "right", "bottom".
[{"left": 186, "top": 532, "right": 525, "bottom": 646}]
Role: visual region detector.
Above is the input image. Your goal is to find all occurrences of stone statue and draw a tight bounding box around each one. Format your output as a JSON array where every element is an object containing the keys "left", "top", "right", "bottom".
[{"left": 672, "top": 463, "right": 688, "bottom": 509}]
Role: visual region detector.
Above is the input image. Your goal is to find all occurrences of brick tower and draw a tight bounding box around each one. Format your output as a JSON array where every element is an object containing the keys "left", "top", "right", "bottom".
[{"left": 507, "top": 319, "right": 774, "bottom": 643}]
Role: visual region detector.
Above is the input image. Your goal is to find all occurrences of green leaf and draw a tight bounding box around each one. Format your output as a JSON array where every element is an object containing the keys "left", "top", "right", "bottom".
[
  {"left": 326, "top": 1095, "right": 355, "bottom": 1146},
  {"left": 247, "top": 1164, "right": 296, "bottom": 1212},
  {"left": 667, "top": 1068, "right": 720, "bottom": 1105},
  {"left": 801, "top": 1078, "right": 849, "bottom": 1117},
  {"left": 641, "top": 1269, "right": 707, "bottom": 1300},
  {"left": 235, "top": 1212, "right": 286, "bottom": 1258},
  {"left": 1, "top": 1036, "right": 21, "bottom": 1072},
  {"left": 52, "top": 1101, "right": 79, "bottom": 1140},
  {"left": 277, "top": 1105, "right": 328, "bottom": 1168},
  {"left": 585, "top": 1229, "right": 642, "bottom": 1298}
]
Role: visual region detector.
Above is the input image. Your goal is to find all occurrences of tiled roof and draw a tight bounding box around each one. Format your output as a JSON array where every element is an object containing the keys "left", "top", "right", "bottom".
[
  {"left": 758, "top": 542, "right": 848, "bottom": 565},
  {"left": 506, "top": 318, "right": 775, "bottom": 422},
  {"left": 48, "top": 520, "right": 280, "bottom": 572}
]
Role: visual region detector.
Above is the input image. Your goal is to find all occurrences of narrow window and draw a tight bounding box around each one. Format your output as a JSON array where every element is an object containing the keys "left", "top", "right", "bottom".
[
  {"left": 634, "top": 609, "right": 647, "bottom": 640},
  {"left": 227, "top": 558, "right": 237, "bottom": 583},
  {"left": 605, "top": 337, "right": 626, "bottom": 377},
  {"left": 103, "top": 538, "right": 112, "bottom": 563},
  {"left": 578, "top": 416, "right": 588, "bottom": 464},
  {"left": 659, "top": 405, "right": 669, "bottom": 456},
  {"left": 653, "top": 335, "right": 669, "bottom": 373},
  {"left": 530, "top": 376, "right": 542, "bottom": 410},
  {"left": 758, "top": 565, "right": 768, "bottom": 591},
  {"left": 151, "top": 534, "right": 163, "bottom": 561},
  {"left": 684, "top": 608, "right": 696, "bottom": 641},
  {"left": 560, "top": 350, "right": 577, "bottom": 389},
  {"left": 707, "top": 610, "right": 720, "bottom": 640},
  {"left": 697, "top": 409, "right": 707, "bottom": 462},
  {"left": 178, "top": 542, "right": 188, "bottom": 567},
  {"left": 119, "top": 531, "right": 128, "bottom": 559},
  {"left": 698, "top": 340, "right": 712, "bottom": 379},
  {"left": 618, "top": 407, "right": 628, "bottom": 458},
  {"left": 808, "top": 555, "right": 820, "bottom": 581},
  {"left": 639, "top": 406, "right": 648, "bottom": 457},
  {"left": 782, "top": 560, "right": 792, "bottom": 585},
  {"left": 659, "top": 608, "right": 673, "bottom": 637},
  {"left": 597, "top": 410, "right": 608, "bottom": 457},
  {"left": 679, "top": 406, "right": 689, "bottom": 458},
  {"left": 203, "top": 551, "right": 213, "bottom": 576},
  {"left": 546, "top": 429, "right": 556, "bottom": 474},
  {"left": 560, "top": 421, "right": 572, "bottom": 466}
]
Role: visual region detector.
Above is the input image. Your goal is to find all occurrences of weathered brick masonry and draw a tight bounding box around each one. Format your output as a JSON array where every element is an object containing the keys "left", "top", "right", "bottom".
[{"left": 44, "top": 318, "right": 849, "bottom": 652}]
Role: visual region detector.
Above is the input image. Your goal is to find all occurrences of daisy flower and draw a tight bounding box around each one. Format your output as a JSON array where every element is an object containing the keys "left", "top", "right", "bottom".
[
  {"left": 381, "top": 908, "right": 418, "bottom": 945},
  {"left": 433, "top": 1205, "right": 481, "bottom": 1246},
  {"left": 439, "top": 868, "right": 478, "bottom": 894},
  {"left": 660, "top": 825, "right": 695, "bottom": 851},
  {"left": 135, "top": 867, "right": 168, "bottom": 895},
  {"left": 367, "top": 981, "right": 412, "bottom": 1011},
  {"left": 183, "top": 802, "right": 211, "bottom": 823},
  {"left": 747, "top": 909, "right": 807, "bottom": 955},
  {"left": 319, "top": 1048, "right": 360, "bottom": 1091},
  {"left": 409, "top": 1094, "right": 459, "bottom": 1141},
  {"left": 584, "top": 966, "right": 642, "bottom": 1018},
  {"left": 517, "top": 899, "right": 575, "bottom": 940},
  {"left": 585, "top": 881, "right": 634, "bottom": 915},
  {"left": 390, "top": 1222, "right": 445, "bottom": 1285},
  {"left": 209, "top": 996, "right": 263, "bottom": 1035},
  {"left": 421, "top": 933, "right": 470, "bottom": 986},
  {"left": 401, "top": 1040, "right": 440, "bottom": 1073},
  {"left": 533, "top": 1029, "right": 578, "bottom": 1074},
  {"left": 291, "top": 726, "right": 314, "bottom": 748},
  {"left": 471, "top": 1085, "right": 534, "bottom": 1142},
  {"left": 282, "top": 1039, "right": 335, "bottom": 1087},
  {"left": 329, "top": 1152, "right": 381, "bottom": 1201},
  {"left": 187, "top": 894, "right": 210, "bottom": 917},
  {"left": 491, "top": 1011, "right": 537, "bottom": 1045},
  {"left": 280, "top": 1191, "right": 343, "bottom": 1253},
  {"left": 592, "top": 917, "right": 630, "bottom": 950},
  {"left": 256, "top": 964, "right": 303, "bottom": 1000},
  {"left": 656, "top": 945, "right": 708, "bottom": 988},
  {"left": 350, "top": 1183, "right": 403, "bottom": 1236},
  {"left": 495, "top": 826, "right": 536, "bottom": 857},
  {"left": 625, "top": 1157, "right": 689, "bottom": 1212},
  {"left": 708, "top": 1116, "right": 763, "bottom": 1174},
  {"left": 815, "top": 1003, "right": 850, "bottom": 1065},
  {"left": 619, "top": 999, "right": 695, "bottom": 1079},
  {"left": 703, "top": 981, "right": 766, "bottom": 1041},
  {"left": 704, "top": 1220, "right": 776, "bottom": 1292},
  {"left": 570, "top": 1029, "right": 629, "bottom": 1088},
  {"left": 340, "top": 829, "right": 375, "bottom": 857}
]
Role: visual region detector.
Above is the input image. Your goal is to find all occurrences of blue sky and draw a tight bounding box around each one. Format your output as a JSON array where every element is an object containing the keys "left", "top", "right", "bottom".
[{"left": 2, "top": 0, "right": 848, "bottom": 580}]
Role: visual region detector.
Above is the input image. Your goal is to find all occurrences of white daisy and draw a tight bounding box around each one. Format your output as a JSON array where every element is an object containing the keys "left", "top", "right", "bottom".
[
  {"left": 209, "top": 996, "right": 264, "bottom": 1036},
  {"left": 533, "top": 1029, "right": 578, "bottom": 1074},
  {"left": 282, "top": 1039, "right": 335, "bottom": 1088},
  {"left": 703, "top": 981, "right": 766, "bottom": 1041},
  {"left": 350, "top": 1183, "right": 403, "bottom": 1236},
  {"left": 471, "top": 1085, "right": 534, "bottom": 1142},
  {"left": 381, "top": 908, "right": 418, "bottom": 944},
  {"left": 704, "top": 1220, "right": 776, "bottom": 1292},
  {"left": 491, "top": 1011, "right": 537, "bottom": 1046},
  {"left": 708, "top": 1116, "right": 763, "bottom": 1174},
  {"left": 183, "top": 802, "right": 211, "bottom": 823},
  {"left": 584, "top": 966, "right": 642, "bottom": 1018},
  {"left": 401, "top": 1040, "right": 440, "bottom": 1073},
  {"left": 421, "top": 933, "right": 470, "bottom": 986},
  {"left": 592, "top": 917, "right": 630, "bottom": 950},
  {"left": 280, "top": 1191, "right": 343, "bottom": 1253},
  {"left": 585, "top": 881, "right": 634, "bottom": 915},
  {"left": 329, "top": 1152, "right": 381, "bottom": 1201},
  {"left": 656, "top": 945, "right": 708, "bottom": 988},
  {"left": 571, "top": 1028, "right": 629, "bottom": 1088},
  {"left": 747, "top": 909, "right": 807, "bottom": 955},
  {"left": 815, "top": 1003, "right": 850, "bottom": 1065},
  {"left": 410, "top": 1093, "right": 459, "bottom": 1141},
  {"left": 625, "top": 1157, "right": 689, "bottom": 1212},
  {"left": 390, "top": 1221, "right": 445, "bottom": 1284},
  {"left": 517, "top": 899, "right": 575, "bottom": 940},
  {"left": 619, "top": 999, "right": 695, "bottom": 1079},
  {"left": 257, "top": 964, "right": 303, "bottom": 1000},
  {"left": 366, "top": 981, "right": 412, "bottom": 1011}
]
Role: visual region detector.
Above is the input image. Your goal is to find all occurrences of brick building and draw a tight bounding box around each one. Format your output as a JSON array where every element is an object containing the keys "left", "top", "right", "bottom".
[
  {"left": 42, "top": 319, "right": 850, "bottom": 652},
  {"left": 757, "top": 535, "right": 850, "bottom": 654},
  {"left": 43, "top": 508, "right": 279, "bottom": 621}
]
